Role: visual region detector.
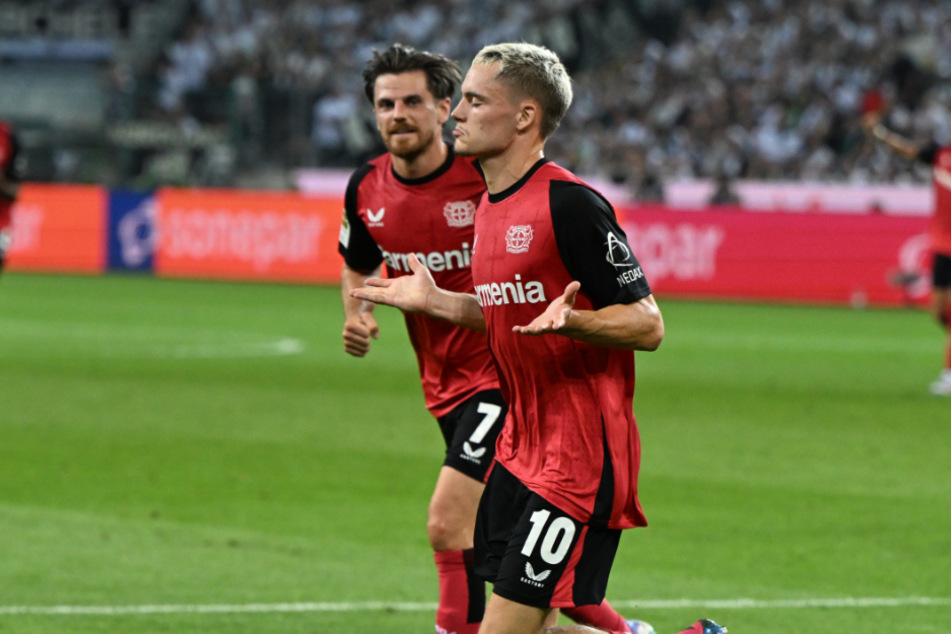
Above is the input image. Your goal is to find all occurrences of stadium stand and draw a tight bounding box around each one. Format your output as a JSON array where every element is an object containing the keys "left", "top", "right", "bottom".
[
  {"left": 0, "top": 0, "right": 192, "bottom": 183},
  {"left": 0, "top": 0, "right": 949, "bottom": 192}
]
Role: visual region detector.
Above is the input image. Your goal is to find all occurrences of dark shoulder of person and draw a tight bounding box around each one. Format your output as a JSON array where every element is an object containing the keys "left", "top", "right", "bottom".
[{"left": 918, "top": 141, "right": 942, "bottom": 166}]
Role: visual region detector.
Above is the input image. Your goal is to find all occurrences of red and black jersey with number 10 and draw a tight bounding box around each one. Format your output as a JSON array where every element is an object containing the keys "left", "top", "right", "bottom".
[{"left": 471, "top": 159, "right": 653, "bottom": 530}]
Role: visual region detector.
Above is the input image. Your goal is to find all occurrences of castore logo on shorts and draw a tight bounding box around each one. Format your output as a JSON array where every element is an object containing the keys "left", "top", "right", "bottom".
[
  {"left": 521, "top": 562, "right": 551, "bottom": 588},
  {"left": 462, "top": 441, "right": 486, "bottom": 462}
]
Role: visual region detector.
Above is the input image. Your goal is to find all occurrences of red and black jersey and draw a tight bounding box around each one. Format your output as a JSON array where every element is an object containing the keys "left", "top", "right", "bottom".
[
  {"left": 339, "top": 147, "right": 499, "bottom": 417},
  {"left": 0, "top": 122, "right": 20, "bottom": 229},
  {"left": 918, "top": 144, "right": 951, "bottom": 256},
  {"left": 471, "top": 160, "right": 652, "bottom": 529}
]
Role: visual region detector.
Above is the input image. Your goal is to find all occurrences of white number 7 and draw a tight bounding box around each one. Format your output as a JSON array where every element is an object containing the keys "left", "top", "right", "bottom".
[{"left": 470, "top": 402, "right": 502, "bottom": 443}]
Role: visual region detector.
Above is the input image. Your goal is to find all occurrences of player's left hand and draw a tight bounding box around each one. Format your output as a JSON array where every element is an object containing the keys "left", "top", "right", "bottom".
[{"left": 512, "top": 281, "right": 580, "bottom": 336}]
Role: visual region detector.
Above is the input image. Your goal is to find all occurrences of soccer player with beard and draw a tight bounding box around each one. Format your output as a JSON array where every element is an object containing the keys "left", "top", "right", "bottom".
[
  {"left": 0, "top": 121, "right": 21, "bottom": 274},
  {"left": 350, "top": 43, "right": 726, "bottom": 634},
  {"left": 339, "top": 44, "right": 650, "bottom": 634}
]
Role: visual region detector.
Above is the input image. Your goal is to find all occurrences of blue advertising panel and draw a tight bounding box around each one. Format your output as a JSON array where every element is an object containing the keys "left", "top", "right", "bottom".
[{"left": 108, "top": 190, "right": 156, "bottom": 272}]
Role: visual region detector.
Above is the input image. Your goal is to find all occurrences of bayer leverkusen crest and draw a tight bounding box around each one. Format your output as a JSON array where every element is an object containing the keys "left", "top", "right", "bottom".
[
  {"left": 443, "top": 200, "right": 476, "bottom": 227},
  {"left": 505, "top": 225, "right": 533, "bottom": 254}
]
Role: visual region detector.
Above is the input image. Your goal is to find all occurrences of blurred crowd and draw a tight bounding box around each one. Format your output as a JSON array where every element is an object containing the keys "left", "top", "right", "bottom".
[{"left": 151, "top": 0, "right": 951, "bottom": 193}]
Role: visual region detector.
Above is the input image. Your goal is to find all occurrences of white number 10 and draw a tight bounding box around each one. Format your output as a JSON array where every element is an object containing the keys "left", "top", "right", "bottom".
[{"left": 520, "top": 509, "right": 576, "bottom": 565}]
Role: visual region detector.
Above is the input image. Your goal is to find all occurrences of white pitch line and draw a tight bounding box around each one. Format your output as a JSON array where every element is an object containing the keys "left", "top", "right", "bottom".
[
  {"left": 612, "top": 597, "right": 951, "bottom": 610},
  {"left": 0, "top": 318, "right": 306, "bottom": 359},
  {"left": 1, "top": 597, "right": 949, "bottom": 616}
]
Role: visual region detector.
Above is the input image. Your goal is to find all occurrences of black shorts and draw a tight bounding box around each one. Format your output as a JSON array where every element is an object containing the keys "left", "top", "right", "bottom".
[
  {"left": 437, "top": 389, "right": 506, "bottom": 482},
  {"left": 933, "top": 253, "right": 951, "bottom": 289},
  {"left": 474, "top": 463, "right": 621, "bottom": 609}
]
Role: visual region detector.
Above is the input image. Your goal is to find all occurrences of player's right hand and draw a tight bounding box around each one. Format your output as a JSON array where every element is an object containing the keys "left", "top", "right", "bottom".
[
  {"left": 350, "top": 254, "right": 436, "bottom": 314},
  {"left": 343, "top": 311, "right": 379, "bottom": 357}
]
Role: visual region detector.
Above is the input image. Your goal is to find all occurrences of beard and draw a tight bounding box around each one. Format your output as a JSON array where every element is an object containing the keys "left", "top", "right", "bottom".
[{"left": 385, "top": 126, "right": 438, "bottom": 161}]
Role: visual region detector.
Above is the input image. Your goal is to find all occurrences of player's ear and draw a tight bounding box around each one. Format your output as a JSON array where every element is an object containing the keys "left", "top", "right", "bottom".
[
  {"left": 436, "top": 97, "right": 452, "bottom": 125},
  {"left": 516, "top": 101, "right": 539, "bottom": 133}
]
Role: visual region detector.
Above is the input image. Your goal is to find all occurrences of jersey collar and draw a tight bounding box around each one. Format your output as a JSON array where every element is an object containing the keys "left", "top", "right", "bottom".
[
  {"left": 487, "top": 159, "right": 549, "bottom": 203},
  {"left": 391, "top": 143, "right": 457, "bottom": 186}
]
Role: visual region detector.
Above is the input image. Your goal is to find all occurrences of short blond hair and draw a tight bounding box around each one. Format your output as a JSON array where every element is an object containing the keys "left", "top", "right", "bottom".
[{"left": 472, "top": 43, "right": 573, "bottom": 140}]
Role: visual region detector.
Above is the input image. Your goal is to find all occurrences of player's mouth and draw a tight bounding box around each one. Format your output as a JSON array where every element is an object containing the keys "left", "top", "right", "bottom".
[{"left": 390, "top": 127, "right": 417, "bottom": 136}]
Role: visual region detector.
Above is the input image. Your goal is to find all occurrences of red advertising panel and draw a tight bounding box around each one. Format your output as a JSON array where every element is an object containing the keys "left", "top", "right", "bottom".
[
  {"left": 4, "top": 181, "right": 933, "bottom": 307},
  {"left": 618, "top": 205, "right": 932, "bottom": 306},
  {"left": 154, "top": 188, "right": 342, "bottom": 283},
  {"left": 6, "top": 184, "right": 107, "bottom": 273}
]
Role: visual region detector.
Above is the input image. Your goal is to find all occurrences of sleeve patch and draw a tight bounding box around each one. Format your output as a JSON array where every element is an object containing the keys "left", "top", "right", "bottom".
[{"left": 339, "top": 212, "right": 351, "bottom": 248}]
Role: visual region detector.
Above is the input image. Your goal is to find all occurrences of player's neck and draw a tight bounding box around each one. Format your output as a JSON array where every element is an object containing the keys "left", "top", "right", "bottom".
[
  {"left": 480, "top": 146, "right": 545, "bottom": 194},
  {"left": 391, "top": 140, "right": 448, "bottom": 180}
]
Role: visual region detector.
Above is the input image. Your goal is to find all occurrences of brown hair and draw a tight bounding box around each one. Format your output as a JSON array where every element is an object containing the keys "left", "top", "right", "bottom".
[{"left": 363, "top": 43, "right": 461, "bottom": 104}]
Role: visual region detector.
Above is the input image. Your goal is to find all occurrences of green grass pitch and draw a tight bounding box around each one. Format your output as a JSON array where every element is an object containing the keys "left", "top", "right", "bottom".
[{"left": 0, "top": 273, "right": 948, "bottom": 633}]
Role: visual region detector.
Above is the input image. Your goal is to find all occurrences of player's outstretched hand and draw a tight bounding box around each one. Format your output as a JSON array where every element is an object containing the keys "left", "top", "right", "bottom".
[
  {"left": 513, "top": 281, "right": 581, "bottom": 336},
  {"left": 350, "top": 253, "right": 435, "bottom": 314},
  {"left": 342, "top": 308, "right": 379, "bottom": 357}
]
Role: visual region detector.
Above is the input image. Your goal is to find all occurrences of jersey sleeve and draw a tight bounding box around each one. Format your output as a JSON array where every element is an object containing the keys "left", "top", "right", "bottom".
[
  {"left": 550, "top": 180, "right": 652, "bottom": 308},
  {"left": 338, "top": 164, "right": 384, "bottom": 273}
]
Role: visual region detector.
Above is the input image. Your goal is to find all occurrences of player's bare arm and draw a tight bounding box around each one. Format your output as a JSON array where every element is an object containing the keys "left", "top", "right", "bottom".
[
  {"left": 513, "top": 281, "right": 664, "bottom": 351},
  {"left": 863, "top": 112, "right": 920, "bottom": 160},
  {"left": 341, "top": 264, "right": 381, "bottom": 357},
  {"left": 350, "top": 253, "right": 487, "bottom": 332}
]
